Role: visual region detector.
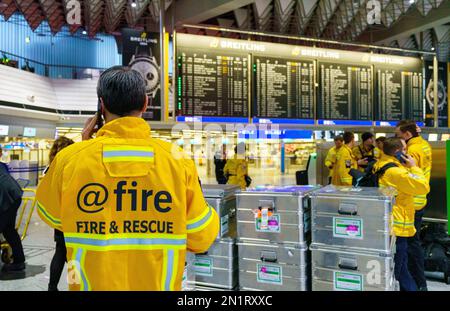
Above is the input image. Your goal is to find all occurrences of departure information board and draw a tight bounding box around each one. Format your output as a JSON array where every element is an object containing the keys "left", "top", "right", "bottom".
[
  {"left": 176, "top": 34, "right": 424, "bottom": 123},
  {"left": 318, "top": 63, "right": 373, "bottom": 120},
  {"left": 176, "top": 50, "right": 248, "bottom": 117},
  {"left": 376, "top": 69, "right": 423, "bottom": 121},
  {"left": 253, "top": 57, "right": 314, "bottom": 119}
]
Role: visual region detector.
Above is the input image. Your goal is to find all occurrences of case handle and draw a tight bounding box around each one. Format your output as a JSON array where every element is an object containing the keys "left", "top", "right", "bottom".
[
  {"left": 338, "top": 203, "right": 358, "bottom": 216},
  {"left": 260, "top": 250, "right": 277, "bottom": 263},
  {"left": 338, "top": 257, "right": 358, "bottom": 270}
]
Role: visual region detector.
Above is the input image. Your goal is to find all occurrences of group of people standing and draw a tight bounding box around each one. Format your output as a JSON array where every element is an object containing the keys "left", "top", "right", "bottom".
[{"left": 325, "top": 121, "right": 433, "bottom": 291}]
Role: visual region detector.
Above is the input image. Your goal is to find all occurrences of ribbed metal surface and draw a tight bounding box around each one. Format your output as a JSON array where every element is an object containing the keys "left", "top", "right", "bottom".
[{"left": 0, "top": 14, "right": 120, "bottom": 78}]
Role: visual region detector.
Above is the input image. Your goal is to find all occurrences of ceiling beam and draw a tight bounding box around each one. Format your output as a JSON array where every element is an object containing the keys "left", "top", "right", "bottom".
[
  {"left": 372, "top": 2, "right": 450, "bottom": 44},
  {"left": 167, "top": 0, "right": 255, "bottom": 25}
]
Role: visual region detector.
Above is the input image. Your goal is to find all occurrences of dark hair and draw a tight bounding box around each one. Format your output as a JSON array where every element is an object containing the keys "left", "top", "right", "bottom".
[
  {"left": 97, "top": 66, "right": 147, "bottom": 116},
  {"left": 361, "top": 132, "right": 374, "bottom": 142},
  {"left": 376, "top": 136, "right": 386, "bottom": 143},
  {"left": 397, "top": 121, "right": 418, "bottom": 137},
  {"left": 383, "top": 137, "right": 404, "bottom": 156},
  {"left": 343, "top": 132, "right": 354, "bottom": 144},
  {"left": 49, "top": 136, "right": 74, "bottom": 163},
  {"left": 334, "top": 135, "right": 344, "bottom": 142}
]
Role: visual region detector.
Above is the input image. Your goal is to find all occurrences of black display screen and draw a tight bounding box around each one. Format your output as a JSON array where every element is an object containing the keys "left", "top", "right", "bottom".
[
  {"left": 318, "top": 62, "right": 373, "bottom": 120},
  {"left": 253, "top": 56, "right": 314, "bottom": 119},
  {"left": 176, "top": 50, "right": 248, "bottom": 117},
  {"left": 376, "top": 69, "right": 423, "bottom": 121}
]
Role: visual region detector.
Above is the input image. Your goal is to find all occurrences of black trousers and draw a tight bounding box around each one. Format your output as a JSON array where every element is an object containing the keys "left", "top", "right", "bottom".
[
  {"left": 0, "top": 208, "right": 25, "bottom": 264},
  {"left": 407, "top": 208, "right": 427, "bottom": 289},
  {"left": 49, "top": 229, "right": 67, "bottom": 290}
]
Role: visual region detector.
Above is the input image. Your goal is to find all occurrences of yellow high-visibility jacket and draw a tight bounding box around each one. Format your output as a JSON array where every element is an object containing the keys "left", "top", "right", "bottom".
[
  {"left": 332, "top": 144, "right": 357, "bottom": 186},
  {"left": 352, "top": 143, "right": 374, "bottom": 172},
  {"left": 407, "top": 136, "right": 432, "bottom": 211},
  {"left": 374, "top": 147, "right": 384, "bottom": 160},
  {"left": 324, "top": 146, "right": 338, "bottom": 178},
  {"left": 223, "top": 155, "right": 248, "bottom": 190},
  {"left": 374, "top": 156, "right": 430, "bottom": 237},
  {"left": 36, "top": 117, "right": 219, "bottom": 291}
]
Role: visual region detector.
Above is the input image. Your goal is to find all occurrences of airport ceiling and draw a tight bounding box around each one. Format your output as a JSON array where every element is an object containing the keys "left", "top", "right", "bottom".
[{"left": 0, "top": 0, "right": 449, "bottom": 61}]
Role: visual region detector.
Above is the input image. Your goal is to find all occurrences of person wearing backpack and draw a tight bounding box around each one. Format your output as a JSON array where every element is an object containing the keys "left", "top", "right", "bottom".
[
  {"left": 0, "top": 161, "right": 25, "bottom": 272},
  {"left": 374, "top": 137, "right": 430, "bottom": 291},
  {"left": 352, "top": 132, "right": 375, "bottom": 172},
  {"left": 396, "top": 120, "right": 432, "bottom": 291},
  {"left": 332, "top": 132, "right": 367, "bottom": 186}
]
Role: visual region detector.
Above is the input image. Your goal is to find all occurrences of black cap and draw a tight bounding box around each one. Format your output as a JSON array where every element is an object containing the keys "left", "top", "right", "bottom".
[{"left": 361, "top": 132, "right": 374, "bottom": 142}]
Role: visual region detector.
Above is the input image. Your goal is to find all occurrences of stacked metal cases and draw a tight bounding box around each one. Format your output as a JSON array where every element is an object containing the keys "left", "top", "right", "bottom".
[
  {"left": 182, "top": 252, "right": 196, "bottom": 291},
  {"left": 310, "top": 185, "right": 397, "bottom": 291},
  {"left": 193, "top": 184, "right": 240, "bottom": 290},
  {"left": 236, "top": 185, "right": 320, "bottom": 291}
]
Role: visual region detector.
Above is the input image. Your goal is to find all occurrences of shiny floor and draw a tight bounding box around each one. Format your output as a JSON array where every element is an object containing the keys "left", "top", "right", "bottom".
[{"left": 0, "top": 169, "right": 449, "bottom": 291}]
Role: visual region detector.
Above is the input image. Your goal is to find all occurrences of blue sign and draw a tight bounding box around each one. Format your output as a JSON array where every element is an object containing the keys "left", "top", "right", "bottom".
[
  {"left": 253, "top": 118, "right": 315, "bottom": 125},
  {"left": 176, "top": 116, "right": 249, "bottom": 123},
  {"left": 317, "top": 120, "right": 373, "bottom": 126},
  {"left": 238, "top": 129, "right": 313, "bottom": 140},
  {"left": 375, "top": 121, "right": 425, "bottom": 127}
]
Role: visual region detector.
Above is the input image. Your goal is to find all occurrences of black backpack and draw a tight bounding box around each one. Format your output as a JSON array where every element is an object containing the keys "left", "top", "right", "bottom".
[
  {"left": 0, "top": 167, "right": 23, "bottom": 214},
  {"left": 421, "top": 223, "right": 450, "bottom": 284},
  {"left": 349, "top": 162, "right": 398, "bottom": 187}
]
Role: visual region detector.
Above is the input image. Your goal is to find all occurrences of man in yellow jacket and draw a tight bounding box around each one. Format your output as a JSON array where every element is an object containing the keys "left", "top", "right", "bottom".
[
  {"left": 324, "top": 136, "right": 343, "bottom": 184},
  {"left": 352, "top": 132, "right": 375, "bottom": 172},
  {"left": 332, "top": 132, "right": 367, "bottom": 186},
  {"left": 36, "top": 66, "right": 219, "bottom": 291},
  {"left": 396, "top": 120, "right": 432, "bottom": 291},
  {"left": 374, "top": 136, "right": 386, "bottom": 160},
  {"left": 374, "top": 137, "right": 430, "bottom": 291},
  {"left": 223, "top": 143, "right": 249, "bottom": 190}
]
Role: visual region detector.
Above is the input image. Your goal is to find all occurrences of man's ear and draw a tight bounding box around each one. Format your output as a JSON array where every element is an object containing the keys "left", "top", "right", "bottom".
[
  {"left": 141, "top": 96, "right": 149, "bottom": 113},
  {"left": 100, "top": 98, "right": 105, "bottom": 114}
]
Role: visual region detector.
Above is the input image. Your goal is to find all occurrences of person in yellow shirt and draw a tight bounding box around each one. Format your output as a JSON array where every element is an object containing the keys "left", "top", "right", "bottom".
[
  {"left": 396, "top": 120, "right": 432, "bottom": 291},
  {"left": 374, "top": 137, "right": 430, "bottom": 291},
  {"left": 36, "top": 66, "right": 219, "bottom": 291},
  {"left": 324, "top": 135, "right": 343, "bottom": 184},
  {"left": 332, "top": 132, "right": 367, "bottom": 186},
  {"left": 374, "top": 136, "right": 386, "bottom": 160},
  {"left": 223, "top": 143, "right": 249, "bottom": 190},
  {"left": 352, "top": 132, "right": 375, "bottom": 172}
]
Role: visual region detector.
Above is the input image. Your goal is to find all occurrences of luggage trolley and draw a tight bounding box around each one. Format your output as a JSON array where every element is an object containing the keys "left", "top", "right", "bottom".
[{"left": 1, "top": 188, "right": 37, "bottom": 263}]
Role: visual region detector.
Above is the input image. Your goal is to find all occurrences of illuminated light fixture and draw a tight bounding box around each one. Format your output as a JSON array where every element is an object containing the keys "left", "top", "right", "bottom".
[
  {"left": 82, "top": 30, "right": 87, "bottom": 35},
  {"left": 431, "top": 46, "right": 435, "bottom": 51},
  {"left": 131, "top": 0, "right": 137, "bottom": 8},
  {"left": 25, "top": 36, "right": 31, "bottom": 44},
  {"left": 409, "top": 0, "right": 415, "bottom": 3}
]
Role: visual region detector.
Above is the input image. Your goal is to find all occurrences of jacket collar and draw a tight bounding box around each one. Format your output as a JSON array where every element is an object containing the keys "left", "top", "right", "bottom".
[
  {"left": 407, "top": 136, "right": 421, "bottom": 145},
  {"left": 381, "top": 155, "right": 401, "bottom": 166},
  {"left": 96, "top": 117, "right": 151, "bottom": 139}
]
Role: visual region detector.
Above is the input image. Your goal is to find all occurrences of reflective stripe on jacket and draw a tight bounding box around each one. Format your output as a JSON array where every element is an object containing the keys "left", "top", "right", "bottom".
[
  {"left": 332, "top": 144, "right": 357, "bottom": 186},
  {"left": 407, "top": 136, "right": 432, "bottom": 210},
  {"left": 36, "top": 117, "right": 219, "bottom": 291},
  {"left": 374, "top": 156, "right": 430, "bottom": 237},
  {"left": 324, "top": 146, "right": 338, "bottom": 178}
]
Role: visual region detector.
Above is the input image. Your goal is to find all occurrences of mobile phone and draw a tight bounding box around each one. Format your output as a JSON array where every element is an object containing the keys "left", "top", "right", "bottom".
[
  {"left": 97, "top": 98, "right": 104, "bottom": 130},
  {"left": 394, "top": 151, "right": 407, "bottom": 164}
]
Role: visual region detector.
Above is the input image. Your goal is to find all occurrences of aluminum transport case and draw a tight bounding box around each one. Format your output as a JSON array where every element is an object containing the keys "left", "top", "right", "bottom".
[
  {"left": 236, "top": 185, "right": 320, "bottom": 247},
  {"left": 202, "top": 184, "right": 240, "bottom": 239},
  {"left": 194, "top": 238, "right": 238, "bottom": 290},
  {"left": 182, "top": 252, "right": 196, "bottom": 291},
  {"left": 310, "top": 185, "right": 396, "bottom": 254},
  {"left": 310, "top": 244, "right": 396, "bottom": 291},
  {"left": 237, "top": 241, "right": 309, "bottom": 291}
]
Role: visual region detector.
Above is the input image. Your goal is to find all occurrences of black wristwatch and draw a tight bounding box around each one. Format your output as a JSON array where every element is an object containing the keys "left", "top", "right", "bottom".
[{"left": 129, "top": 46, "right": 161, "bottom": 98}]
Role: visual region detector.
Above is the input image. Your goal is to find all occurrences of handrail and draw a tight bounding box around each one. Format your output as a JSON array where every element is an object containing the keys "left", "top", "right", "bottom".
[{"left": 0, "top": 49, "right": 107, "bottom": 71}]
